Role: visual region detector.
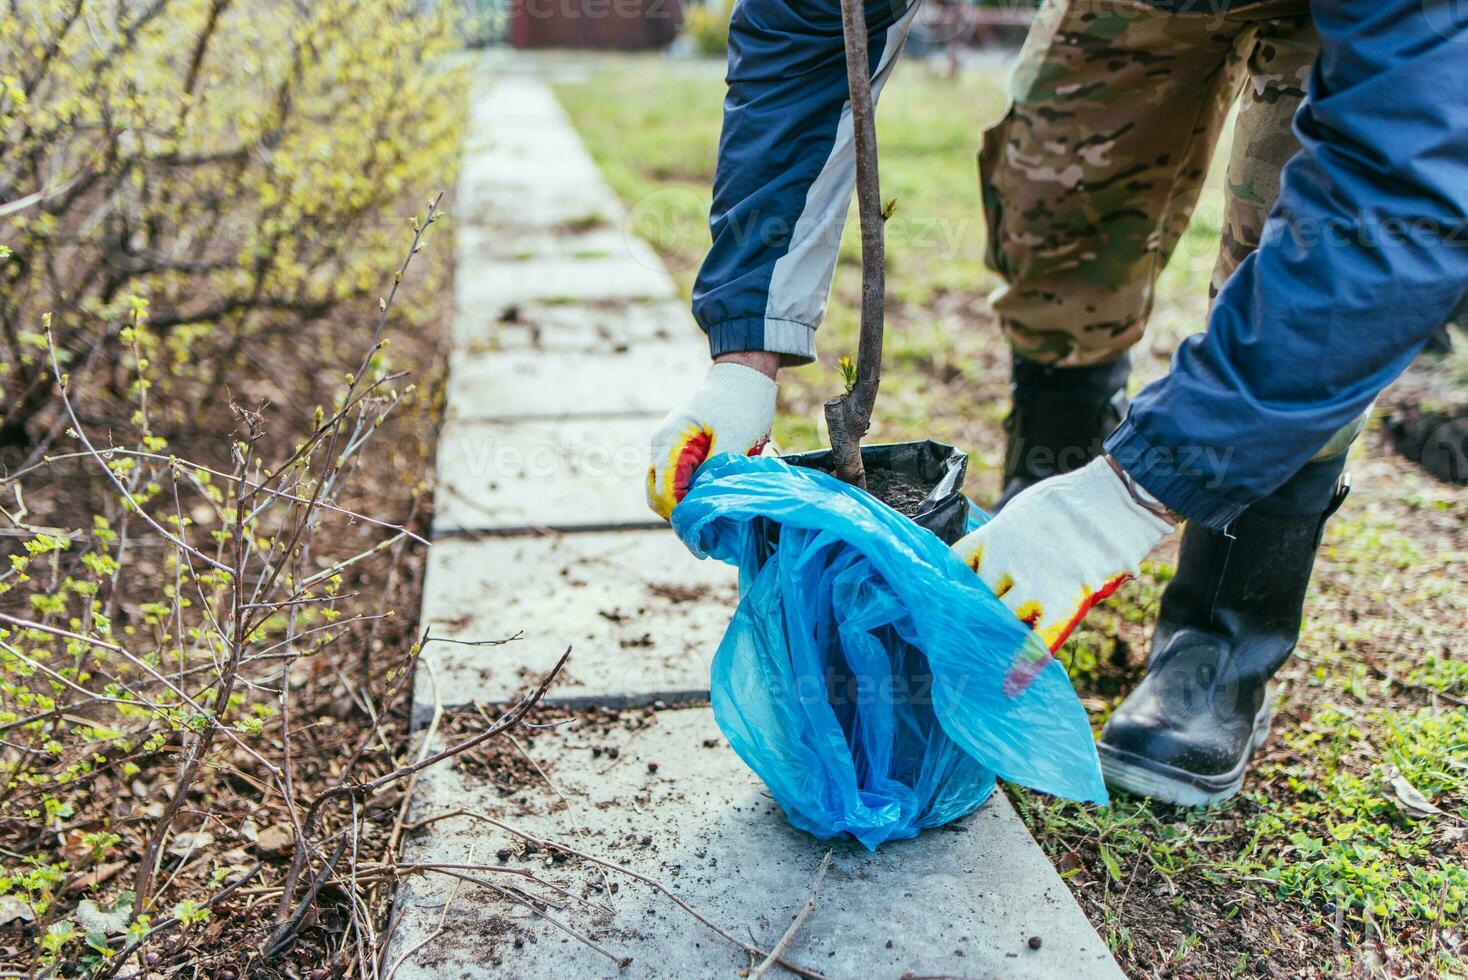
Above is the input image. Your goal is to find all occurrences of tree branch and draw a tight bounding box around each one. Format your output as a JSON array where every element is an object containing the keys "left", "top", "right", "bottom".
[{"left": 824, "top": 0, "right": 886, "bottom": 488}]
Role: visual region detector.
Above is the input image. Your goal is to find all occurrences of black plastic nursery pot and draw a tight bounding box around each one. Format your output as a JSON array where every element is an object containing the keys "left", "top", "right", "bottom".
[{"left": 780, "top": 440, "right": 970, "bottom": 545}]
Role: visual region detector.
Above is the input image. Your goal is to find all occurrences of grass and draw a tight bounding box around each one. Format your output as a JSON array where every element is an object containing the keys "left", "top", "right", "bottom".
[{"left": 555, "top": 53, "right": 1468, "bottom": 977}]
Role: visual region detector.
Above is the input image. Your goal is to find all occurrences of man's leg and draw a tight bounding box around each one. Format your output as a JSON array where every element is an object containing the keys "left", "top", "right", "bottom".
[
  {"left": 1099, "top": 12, "right": 1350, "bottom": 807},
  {"left": 979, "top": 0, "right": 1251, "bottom": 505},
  {"left": 1101, "top": 13, "right": 1364, "bottom": 806},
  {"left": 981, "top": 0, "right": 1250, "bottom": 365},
  {"left": 1099, "top": 0, "right": 1468, "bottom": 803},
  {"left": 1209, "top": 14, "right": 1316, "bottom": 298}
]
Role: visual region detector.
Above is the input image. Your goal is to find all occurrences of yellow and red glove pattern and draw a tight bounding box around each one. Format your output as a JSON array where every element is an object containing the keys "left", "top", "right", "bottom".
[
  {"left": 951, "top": 456, "right": 1176, "bottom": 693},
  {"left": 646, "top": 363, "right": 776, "bottom": 521}
]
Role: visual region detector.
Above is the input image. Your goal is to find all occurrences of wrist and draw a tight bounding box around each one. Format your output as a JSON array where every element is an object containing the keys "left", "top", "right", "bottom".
[
  {"left": 1103, "top": 453, "right": 1183, "bottom": 527},
  {"left": 714, "top": 350, "right": 780, "bottom": 381}
]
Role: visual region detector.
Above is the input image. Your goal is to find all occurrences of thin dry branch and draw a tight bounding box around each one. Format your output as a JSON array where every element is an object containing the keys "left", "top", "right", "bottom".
[
  {"left": 266, "top": 647, "right": 572, "bottom": 954},
  {"left": 439, "top": 809, "right": 829, "bottom": 980},
  {"left": 46, "top": 336, "right": 231, "bottom": 573},
  {"left": 752, "top": 851, "right": 833, "bottom": 980}
]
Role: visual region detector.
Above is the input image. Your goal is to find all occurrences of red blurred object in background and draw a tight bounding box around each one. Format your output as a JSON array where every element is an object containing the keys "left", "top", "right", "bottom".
[{"left": 509, "top": 0, "right": 683, "bottom": 50}]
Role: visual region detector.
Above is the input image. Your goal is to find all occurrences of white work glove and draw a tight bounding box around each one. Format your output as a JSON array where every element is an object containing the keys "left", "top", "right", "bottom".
[
  {"left": 645, "top": 362, "right": 776, "bottom": 521},
  {"left": 953, "top": 455, "right": 1178, "bottom": 655}
]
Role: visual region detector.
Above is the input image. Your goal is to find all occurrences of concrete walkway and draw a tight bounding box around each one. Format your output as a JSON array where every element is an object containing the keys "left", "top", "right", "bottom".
[{"left": 387, "top": 60, "right": 1124, "bottom": 979}]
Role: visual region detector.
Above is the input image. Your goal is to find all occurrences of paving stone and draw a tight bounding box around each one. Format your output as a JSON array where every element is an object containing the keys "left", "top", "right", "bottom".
[
  {"left": 468, "top": 73, "right": 576, "bottom": 128},
  {"left": 456, "top": 223, "right": 658, "bottom": 264},
  {"left": 459, "top": 146, "right": 605, "bottom": 205},
  {"left": 456, "top": 79, "right": 605, "bottom": 202},
  {"left": 386, "top": 707, "right": 1125, "bottom": 979},
  {"left": 432, "top": 416, "right": 657, "bottom": 535},
  {"left": 462, "top": 178, "right": 626, "bottom": 232},
  {"left": 447, "top": 343, "right": 706, "bottom": 420},
  {"left": 395, "top": 68, "right": 1122, "bottom": 980},
  {"left": 454, "top": 254, "right": 673, "bottom": 314},
  {"left": 412, "top": 533, "right": 737, "bottom": 720},
  {"left": 453, "top": 298, "right": 701, "bottom": 354}
]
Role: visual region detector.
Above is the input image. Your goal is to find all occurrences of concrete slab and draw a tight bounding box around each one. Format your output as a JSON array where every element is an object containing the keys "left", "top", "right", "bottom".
[
  {"left": 386, "top": 707, "right": 1124, "bottom": 979},
  {"left": 454, "top": 253, "right": 673, "bottom": 314},
  {"left": 461, "top": 185, "right": 625, "bottom": 234},
  {"left": 413, "top": 533, "right": 737, "bottom": 719},
  {"left": 394, "top": 65, "right": 1120, "bottom": 980},
  {"left": 453, "top": 298, "right": 701, "bottom": 354},
  {"left": 456, "top": 78, "right": 605, "bottom": 203},
  {"left": 446, "top": 344, "right": 706, "bottom": 420},
  {"left": 432, "top": 416, "right": 657, "bottom": 535},
  {"left": 456, "top": 223, "right": 660, "bottom": 265},
  {"left": 459, "top": 146, "right": 605, "bottom": 204}
]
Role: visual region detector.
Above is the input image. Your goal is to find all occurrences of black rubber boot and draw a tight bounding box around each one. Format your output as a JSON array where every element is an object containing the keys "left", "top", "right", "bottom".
[
  {"left": 1097, "top": 452, "right": 1351, "bottom": 806},
  {"left": 995, "top": 352, "right": 1130, "bottom": 510}
]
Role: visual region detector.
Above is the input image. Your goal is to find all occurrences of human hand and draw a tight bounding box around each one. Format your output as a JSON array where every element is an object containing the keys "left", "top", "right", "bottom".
[
  {"left": 952, "top": 456, "right": 1177, "bottom": 657},
  {"left": 645, "top": 357, "right": 777, "bottom": 520}
]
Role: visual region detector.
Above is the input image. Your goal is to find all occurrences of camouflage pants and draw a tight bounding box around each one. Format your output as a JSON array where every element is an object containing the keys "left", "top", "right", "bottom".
[{"left": 980, "top": 0, "right": 1316, "bottom": 368}]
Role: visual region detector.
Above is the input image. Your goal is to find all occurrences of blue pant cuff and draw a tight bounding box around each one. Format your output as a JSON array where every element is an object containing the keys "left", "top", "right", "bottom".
[
  {"left": 704, "top": 316, "right": 816, "bottom": 366},
  {"left": 1103, "top": 423, "right": 1247, "bottom": 531}
]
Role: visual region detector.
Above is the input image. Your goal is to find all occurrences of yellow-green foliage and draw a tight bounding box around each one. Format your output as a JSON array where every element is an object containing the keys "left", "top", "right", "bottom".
[
  {"left": 0, "top": 3, "right": 461, "bottom": 968},
  {"left": 681, "top": 0, "right": 731, "bottom": 56},
  {"left": 0, "top": 0, "right": 462, "bottom": 440},
  {"left": 0, "top": 200, "right": 444, "bottom": 967}
]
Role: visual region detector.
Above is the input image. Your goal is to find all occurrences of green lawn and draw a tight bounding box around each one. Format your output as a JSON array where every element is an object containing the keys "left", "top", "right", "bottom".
[{"left": 556, "top": 54, "right": 1467, "bottom": 978}]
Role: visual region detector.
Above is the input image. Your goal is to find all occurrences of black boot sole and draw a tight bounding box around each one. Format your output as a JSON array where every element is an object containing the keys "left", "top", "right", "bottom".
[{"left": 1097, "top": 690, "right": 1274, "bottom": 807}]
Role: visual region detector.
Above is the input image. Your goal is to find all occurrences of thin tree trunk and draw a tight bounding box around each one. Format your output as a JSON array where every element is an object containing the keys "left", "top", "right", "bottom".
[{"left": 824, "top": 0, "right": 886, "bottom": 488}]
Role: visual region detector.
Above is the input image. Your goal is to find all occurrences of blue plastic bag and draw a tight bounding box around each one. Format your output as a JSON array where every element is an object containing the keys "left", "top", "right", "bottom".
[{"left": 672, "top": 453, "right": 1107, "bottom": 850}]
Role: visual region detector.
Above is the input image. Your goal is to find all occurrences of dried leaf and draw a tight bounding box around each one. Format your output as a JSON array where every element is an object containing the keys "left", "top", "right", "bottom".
[
  {"left": 252, "top": 823, "right": 295, "bottom": 857},
  {"left": 64, "top": 861, "right": 128, "bottom": 895},
  {"left": 60, "top": 829, "right": 94, "bottom": 869},
  {"left": 1389, "top": 769, "right": 1443, "bottom": 819},
  {"left": 167, "top": 830, "right": 215, "bottom": 857},
  {"left": 1055, "top": 850, "right": 1084, "bottom": 877}
]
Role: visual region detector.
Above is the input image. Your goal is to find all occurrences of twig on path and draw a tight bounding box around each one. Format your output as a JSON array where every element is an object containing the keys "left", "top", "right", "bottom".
[
  {"left": 388, "top": 659, "right": 446, "bottom": 855},
  {"left": 473, "top": 702, "right": 567, "bottom": 805},
  {"left": 441, "top": 809, "right": 829, "bottom": 980},
  {"left": 751, "top": 851, "right": 832, "bottom": 980},
  {"left": 397, "top": 862, "right": 612, "bottom": 916},
  {"left": 385, "top": 843, "right": 474, "bottom": 980},
  {"left": 423, "top": 866, "right": 631, "bottom": 969},
  {"left": 428, "top": 630, "right": 524, "bottom": 647},
  {"left": 268, "top": 647, "right": 571, "bottom": 954}
]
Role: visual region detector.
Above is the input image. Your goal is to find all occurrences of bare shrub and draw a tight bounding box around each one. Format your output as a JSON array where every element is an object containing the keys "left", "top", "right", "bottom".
[{"left": 0, "top": 0, "right": 462, "bottom": 448}]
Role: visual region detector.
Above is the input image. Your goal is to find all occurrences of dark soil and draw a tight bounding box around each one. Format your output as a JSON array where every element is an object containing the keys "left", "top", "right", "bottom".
[
  {"left": 865, "top": 466, "right": 933, "bottom": 517},
  {"left": 796, "top": 456, "right": 935, "bottom": 517}
]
